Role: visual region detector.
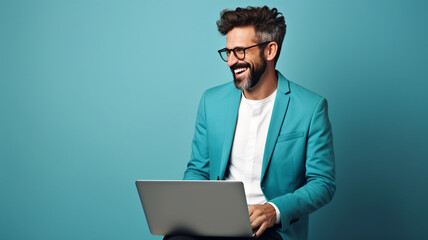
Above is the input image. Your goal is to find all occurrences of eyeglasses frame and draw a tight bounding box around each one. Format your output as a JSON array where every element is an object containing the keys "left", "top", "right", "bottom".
[{"left": 217, "top": 41, "right": 271, "bottom": 62}]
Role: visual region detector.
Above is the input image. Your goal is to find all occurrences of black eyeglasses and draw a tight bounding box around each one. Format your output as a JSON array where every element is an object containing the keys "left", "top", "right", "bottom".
[{"left": 217, "top": 41, "right": 271, "bottom": 62}]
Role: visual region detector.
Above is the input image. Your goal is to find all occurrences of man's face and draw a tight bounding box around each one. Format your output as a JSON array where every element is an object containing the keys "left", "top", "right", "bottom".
[{"left": 226, "top": 26, "right": 267, "bottom": 91}]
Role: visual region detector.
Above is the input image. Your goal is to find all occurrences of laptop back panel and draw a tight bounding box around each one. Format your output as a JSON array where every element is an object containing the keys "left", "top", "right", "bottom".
[{"left": 136, "top": 180, "right": 252, "bottom": 237}]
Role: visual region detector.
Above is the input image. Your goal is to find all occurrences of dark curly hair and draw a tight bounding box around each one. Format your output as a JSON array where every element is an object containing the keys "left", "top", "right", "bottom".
[{"left": 217, "top": 6, "right": 286, "bottom": 63}]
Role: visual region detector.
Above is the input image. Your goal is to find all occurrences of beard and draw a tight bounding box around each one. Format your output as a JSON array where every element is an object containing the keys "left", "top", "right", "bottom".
[{"left": 231, "top": 56, "right": 267, "bottom": 91}]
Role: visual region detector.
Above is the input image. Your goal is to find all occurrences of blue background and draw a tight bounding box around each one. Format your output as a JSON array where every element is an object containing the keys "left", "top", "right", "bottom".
[{"left": 1, "top": 0, "right": 427, "bottom": 239}]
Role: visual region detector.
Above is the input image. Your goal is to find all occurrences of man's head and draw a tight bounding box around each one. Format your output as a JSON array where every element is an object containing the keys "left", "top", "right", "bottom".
[{"left": 217, "top": 6, "right": 286, "bottom": 91}]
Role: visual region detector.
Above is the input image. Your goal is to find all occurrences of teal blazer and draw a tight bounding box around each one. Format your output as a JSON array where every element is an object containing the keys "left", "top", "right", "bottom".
[{"left": 184, "top": 71, "right": 336, "bottom": 240}]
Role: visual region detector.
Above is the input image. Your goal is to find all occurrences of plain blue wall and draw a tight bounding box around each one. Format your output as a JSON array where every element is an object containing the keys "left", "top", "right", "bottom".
[{"left": 1, "top": 1, "right": 427, "bottom": 239}]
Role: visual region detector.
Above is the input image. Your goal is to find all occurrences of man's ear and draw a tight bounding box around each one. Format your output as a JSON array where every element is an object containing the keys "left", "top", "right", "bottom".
[{"left": 264, "top": 42, "right": 278, "bottom": 61}]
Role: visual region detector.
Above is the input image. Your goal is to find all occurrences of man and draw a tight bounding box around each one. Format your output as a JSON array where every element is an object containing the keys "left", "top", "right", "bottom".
[{"left": 166, "top": 6, "right": 335, "bottom": 240}]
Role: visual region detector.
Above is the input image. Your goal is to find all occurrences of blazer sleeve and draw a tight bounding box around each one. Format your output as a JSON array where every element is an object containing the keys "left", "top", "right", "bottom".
[
  {"left": 183, "top": 93, "right": 210, "bottom": 180},
  {"left": 270, "top": 97, "right": 336, "bottom": 232}
]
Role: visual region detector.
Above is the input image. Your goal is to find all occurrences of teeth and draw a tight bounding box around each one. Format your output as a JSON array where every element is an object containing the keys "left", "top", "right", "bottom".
[{"left": 234, "top": 68, "right": 247, "bottom": 74}]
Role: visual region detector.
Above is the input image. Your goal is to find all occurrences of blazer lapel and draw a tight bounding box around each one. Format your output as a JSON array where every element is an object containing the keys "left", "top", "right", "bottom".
[
  {"left": 219, "top": 89, "right": 241, "bottom": 179},
  {"left": 261, "top": 72, "right": 291, "bottom": 182}
]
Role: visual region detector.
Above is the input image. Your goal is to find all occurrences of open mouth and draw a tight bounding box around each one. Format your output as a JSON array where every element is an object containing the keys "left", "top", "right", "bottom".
[{"left": 233, "top": 66, "right": 250, "bottom": 77}]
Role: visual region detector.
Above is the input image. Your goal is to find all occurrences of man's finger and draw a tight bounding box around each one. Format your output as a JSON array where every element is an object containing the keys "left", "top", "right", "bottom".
[
  {"left": 251, "top": 216, "right": 264, "bottom": 229},
  {"left": 254, "top": 223, "right": 267, "bottom": 238}
]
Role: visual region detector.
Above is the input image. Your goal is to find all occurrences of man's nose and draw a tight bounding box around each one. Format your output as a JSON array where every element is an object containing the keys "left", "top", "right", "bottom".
[{"left": 227, "top": 53, "right": 238, "bottom": 67}]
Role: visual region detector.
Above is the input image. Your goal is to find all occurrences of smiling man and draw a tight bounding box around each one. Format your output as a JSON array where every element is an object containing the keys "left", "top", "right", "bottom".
[{"left": 167, "top": 6, "right": 336, "bottom": 240}]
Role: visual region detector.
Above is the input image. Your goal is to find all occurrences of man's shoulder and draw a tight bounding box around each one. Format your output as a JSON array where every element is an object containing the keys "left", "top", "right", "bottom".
[
  {"left": 199, "top": 74, "right": 327, "bottom": 106},
  {"left": 288, "top": 80, "right": 324, "bottom": 102}
]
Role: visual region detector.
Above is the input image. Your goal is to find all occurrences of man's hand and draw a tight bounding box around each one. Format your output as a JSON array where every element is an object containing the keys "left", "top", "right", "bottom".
[{"left": 248, "top": 203, "right": 276, "bottom": 238}]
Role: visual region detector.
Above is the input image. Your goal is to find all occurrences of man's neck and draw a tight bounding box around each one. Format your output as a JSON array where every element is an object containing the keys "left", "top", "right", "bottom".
[{"left": 243, "top": 68, "right": 278, "bottom": 100}]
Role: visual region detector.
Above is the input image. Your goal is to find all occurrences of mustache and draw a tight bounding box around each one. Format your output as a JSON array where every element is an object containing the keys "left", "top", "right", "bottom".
[{"left": 230, "top": 63, "right": 250, "bottom": 71}]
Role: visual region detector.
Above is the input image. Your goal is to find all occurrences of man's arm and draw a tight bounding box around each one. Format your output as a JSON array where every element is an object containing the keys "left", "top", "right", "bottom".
[
  {"left": 270, "top": 97, "right": 336, "bottom": 232},
  {"left": 184, "top": 93, "right": 210, "bottom": 180}
]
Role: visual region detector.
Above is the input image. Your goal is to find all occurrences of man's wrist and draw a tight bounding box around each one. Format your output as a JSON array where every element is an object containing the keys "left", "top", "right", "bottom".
[{"left": 267, "top": 202, "right": 281, "bottom": 224}]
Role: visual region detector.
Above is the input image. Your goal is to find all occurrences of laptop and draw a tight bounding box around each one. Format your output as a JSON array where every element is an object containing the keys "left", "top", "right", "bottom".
[{"left": 135, "top": 180, "right": 253, "bottom": 237}]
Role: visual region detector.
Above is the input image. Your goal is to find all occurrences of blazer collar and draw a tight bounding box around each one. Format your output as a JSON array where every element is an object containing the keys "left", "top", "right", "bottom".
[
  {"left": 219, "top": 87, "right": 241, "bottom": 179},
  {"left": 261, "top": 71, "right": 291, "bottom": 182}
]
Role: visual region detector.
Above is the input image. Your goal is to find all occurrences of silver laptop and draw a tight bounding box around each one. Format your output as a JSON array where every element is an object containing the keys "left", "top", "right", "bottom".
[{"left": 135, "top": 180, "right": 253, "bottom": 237}]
